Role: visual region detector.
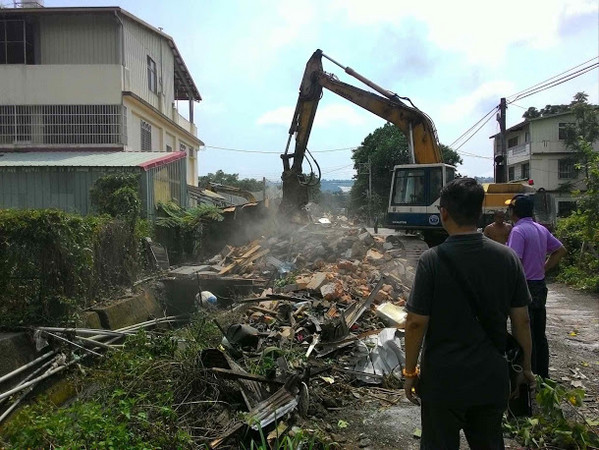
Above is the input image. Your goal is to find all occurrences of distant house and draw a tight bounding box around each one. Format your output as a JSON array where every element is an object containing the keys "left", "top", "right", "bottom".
[
  {"left": 0, "top": 4, "right": 202, "bottom": 201},
  {"left": 491, "top": 111, "right": 599, "bottom": 221}
]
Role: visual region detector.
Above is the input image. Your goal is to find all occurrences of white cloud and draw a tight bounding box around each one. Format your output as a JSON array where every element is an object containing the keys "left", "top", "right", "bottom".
[
  {"left": 328, "top": 0, "right": 598, "bottom": 65},
  {"left": 257, "top": 103, "right": 367, "bottom": 127},
  {"left": 256, "top": 106, "right": 295, "bottom": 126},
  {"left": 314, "top": 104, "right": 367, "bottom": 127},
  {"left": 439, "top": 80, "right": 515, "bottom": 123}
]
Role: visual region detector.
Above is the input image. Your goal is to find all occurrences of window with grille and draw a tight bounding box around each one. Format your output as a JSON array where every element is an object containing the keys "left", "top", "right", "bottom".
[
  {"left": 147, "top": 56, "right": 157, "bottom": 93},
  {"left": 558, "top": 159, "right": 575, "bottom": 179},
  {"left": 557, "top": 201, "right": 577, "bottom": 217},
  {"left": 166, "top": 144, "right": 172, "bottom": 152},
  {"left": 508, "top": 166, "right": 515, "bottom": 181},
  {"left": 508, "top": 136, "right": 519, "bottom": 148},
  {"left": 141, "top": 120, "right": 152, "bottom": 151},
  {"left": 521, "top": 163, "right": 529, "bottom": 179},
  {"left": 0, "top": 19, "right": 35, "bottom": 64},
  {"left": 0, "top": 105, "right": 123, "bottom": 144}
]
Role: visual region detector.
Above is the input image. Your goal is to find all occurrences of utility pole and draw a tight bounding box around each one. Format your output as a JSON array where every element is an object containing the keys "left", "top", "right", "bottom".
[
  {"left": 496, "top": 98, "right": 507, "bottom": 182},
  {"left": 368, "top": 157, "right": 373, "bottom": 227}
]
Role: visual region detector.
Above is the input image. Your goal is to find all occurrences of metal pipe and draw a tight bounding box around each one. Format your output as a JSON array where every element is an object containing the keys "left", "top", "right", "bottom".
[
  {"left": 321, "top": 51, "right": 400, "bottom": 102},
  {"left": 0, "top": 359, "right": 77, "bottom": 402},
  {"left": 0, "top": 356, "right": 59, "bottom": 407},
  {"left": 115, "top": 315, "right": 188, "bottom": 332},
  {"left": 42, "top": 331, "right": 103, "bottom": 357},
  {"left": 73, "top": 335, "right": 118, "bottom": 350},
  {"left": 36, "top": 327, "right": 131, "bottom": 337},
  {"left": 0, "top": 354, "right": 59, "bottom": 423},
  {"left": 0, "top": 351, "right": 55, "bottom": 385},
  {"left": 0, "top": 333, "right": 125, "bottom": 403}
]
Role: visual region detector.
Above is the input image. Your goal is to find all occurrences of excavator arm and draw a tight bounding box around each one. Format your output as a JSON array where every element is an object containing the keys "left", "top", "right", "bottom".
[{"left": 280, "top": 49, "right": 442, "bottom": 214}]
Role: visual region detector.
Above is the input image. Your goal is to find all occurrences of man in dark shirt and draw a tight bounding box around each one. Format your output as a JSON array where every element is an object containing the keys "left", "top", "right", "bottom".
[{"left": 403, "top": 178, "right": 534, "bottom": 450}]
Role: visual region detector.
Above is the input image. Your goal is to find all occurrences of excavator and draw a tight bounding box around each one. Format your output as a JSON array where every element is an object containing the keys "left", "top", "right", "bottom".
[{"left": 280, "top": 49, "right": 536, "bottom": 246}]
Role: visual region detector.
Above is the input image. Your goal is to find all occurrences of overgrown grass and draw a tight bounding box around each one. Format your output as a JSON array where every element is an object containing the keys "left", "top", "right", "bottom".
[
  {"left": 244, "top": 426, "right": 337, "bottom": 450},
  {"left": 0, "top": 313, "right": 223, "bottom": 449},
  {"left": 0, "top": 311, "right": 336, "bottom": 448}
]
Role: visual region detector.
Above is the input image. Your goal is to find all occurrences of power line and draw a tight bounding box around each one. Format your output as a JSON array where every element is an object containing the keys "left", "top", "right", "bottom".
[
  {"left": 453, "top": 111, "right": 497, "bottom": 154},
  {"left": 446, "top": 56, "right": 599, "bottom": 162},
  {"left": 448, "top": 106, "right": 498, "bottom": 149},
  {"left": 321, "top": 164, "right": 355, "bottom": 175},
  {"left": 202, "top": 145, "right": 356, "bottom": 154},
  {"left": 507, "top": 60, "right": 599, "bottom": 104},
  {"left": 507, "top": 56, "right": 599, "bottom": 101}
]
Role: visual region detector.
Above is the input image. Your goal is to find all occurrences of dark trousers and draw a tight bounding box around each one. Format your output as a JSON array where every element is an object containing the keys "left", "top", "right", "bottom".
[
  {"left": 527, "top": 279, "right": 549, "bottom": 379},
  {"left": 420, "top": 402, "right": 505, "bottom": 450}
]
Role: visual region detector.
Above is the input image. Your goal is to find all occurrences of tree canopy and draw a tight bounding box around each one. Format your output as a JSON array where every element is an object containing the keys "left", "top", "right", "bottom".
[
  {"left": 198, "top": 170, "right": 264, "bottom": 191},
  {"left": 522, "top": 92, "right": 596, "bottom": 120}
]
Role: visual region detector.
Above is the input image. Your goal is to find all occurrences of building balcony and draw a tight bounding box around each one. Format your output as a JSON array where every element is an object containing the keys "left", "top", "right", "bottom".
[
  {"left": 172, "top": 107, "right": 197, "bottom": 137},
  {"left": 506, "top": 143, "right": 530, "bottom": 165}
]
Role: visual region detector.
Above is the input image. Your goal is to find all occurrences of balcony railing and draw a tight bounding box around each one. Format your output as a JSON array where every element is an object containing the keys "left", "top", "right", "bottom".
[
  {"left": 507, "top": 143, "right": 530, "bottom": 157},
  {"left": 0, "top": 104, "right": 125, "bottom": 146}
]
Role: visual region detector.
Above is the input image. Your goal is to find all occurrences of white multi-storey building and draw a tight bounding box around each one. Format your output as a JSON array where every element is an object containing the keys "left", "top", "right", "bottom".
[
  {"left": 492, "top": 111, "right": 599, "bottom": 221},
  {"left": 0, "top": 5, "right": 202, "bottom": 186}
]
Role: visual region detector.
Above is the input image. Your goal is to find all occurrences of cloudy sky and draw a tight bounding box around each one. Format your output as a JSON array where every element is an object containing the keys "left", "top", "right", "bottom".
[{"left": 46, "top": 0, "right": 599, "bottom": 181}]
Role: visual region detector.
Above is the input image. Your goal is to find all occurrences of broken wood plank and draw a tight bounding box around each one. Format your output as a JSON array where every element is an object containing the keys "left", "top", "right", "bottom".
[
  {"left": 240, "top": 243, "right": 262, "bottom": 259},
  {"left": 345, "top": 276, "right": 386, "bottom": 328},
  {"left": 218, "top": 261, "right": 239, "bottom": 276}
]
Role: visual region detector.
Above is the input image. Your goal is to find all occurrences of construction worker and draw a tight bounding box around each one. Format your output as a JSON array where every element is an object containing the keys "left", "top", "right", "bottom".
[
  {"left": 505, "top": 194, "right": 567, "bottom": 379},
  {"left": 404, "top": 178, "right": 534, "bottom": 449},
  {"left": 483, "top": 210, "right": 512, "bottom": 244}
]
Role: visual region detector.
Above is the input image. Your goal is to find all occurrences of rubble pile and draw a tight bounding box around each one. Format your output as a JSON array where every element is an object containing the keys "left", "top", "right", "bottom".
[
  {"left": 0, "top": 220, "right": 421, "bottom": 448},
  {"left": 191, "top": 221, "right": 418, "bottom": 447}
]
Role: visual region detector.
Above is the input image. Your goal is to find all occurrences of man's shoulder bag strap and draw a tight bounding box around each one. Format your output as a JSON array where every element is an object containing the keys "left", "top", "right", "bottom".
[{"left": 435, "top": 244, "right": 498, "bottom": 352}]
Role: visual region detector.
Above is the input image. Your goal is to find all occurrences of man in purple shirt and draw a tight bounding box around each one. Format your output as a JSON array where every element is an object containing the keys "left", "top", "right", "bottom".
[{"left": 506, "top": 194, "right": 567, "bottom": 378}]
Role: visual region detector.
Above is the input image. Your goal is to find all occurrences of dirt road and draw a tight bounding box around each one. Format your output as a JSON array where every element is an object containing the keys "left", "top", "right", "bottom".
[{"left": 324, "top": 281, "right": 599, "bottom": 449}]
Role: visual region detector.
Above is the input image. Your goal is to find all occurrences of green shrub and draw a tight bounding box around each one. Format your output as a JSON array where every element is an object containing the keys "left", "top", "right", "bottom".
[
  {"left": 0, "top": 209, "right": 97, "bottom": 326},
  {"left": 555, "top": 212, "right": 599, "bottom": 292},
  {"left": 0, "top": 209, "right": 145, "bottom": 327},
  {"left": 154, "top": 202, "right": 223, "bottom": 264},
  {"left": 90, "top": 173, "right": 142, "bottom": 221}
]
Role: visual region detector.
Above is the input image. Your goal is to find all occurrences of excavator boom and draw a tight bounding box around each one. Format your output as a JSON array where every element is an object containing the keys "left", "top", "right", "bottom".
[{"left": 280, "top": 49, "right": 442, "bottom": 214}]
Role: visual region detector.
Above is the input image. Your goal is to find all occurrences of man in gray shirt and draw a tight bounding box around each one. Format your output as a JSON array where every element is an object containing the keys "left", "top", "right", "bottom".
[{"left": 403, "top": 178, "right": 534, "bottom": 450}]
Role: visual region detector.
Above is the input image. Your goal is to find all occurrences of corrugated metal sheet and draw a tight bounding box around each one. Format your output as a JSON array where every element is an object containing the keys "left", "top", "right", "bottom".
[
  {"left": 39, "top": 14, "right": 119, "bottom": 64},
  {"left": 0, "top": 166, "right": 135, "bottom": 214},
  {"left": 0, "top": 151, "right": 184, "bottom": 167},
  {"left": 145, "top": 156, "right": 186, "bottom": 220},
  {"left": 0, "top": 151, "right": 187, "bottom": 218}
]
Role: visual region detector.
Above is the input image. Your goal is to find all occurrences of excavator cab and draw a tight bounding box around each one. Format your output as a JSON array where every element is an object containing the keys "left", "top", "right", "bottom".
[{"left": 387, "top": 163, "right": 455, "bottom": 230}]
